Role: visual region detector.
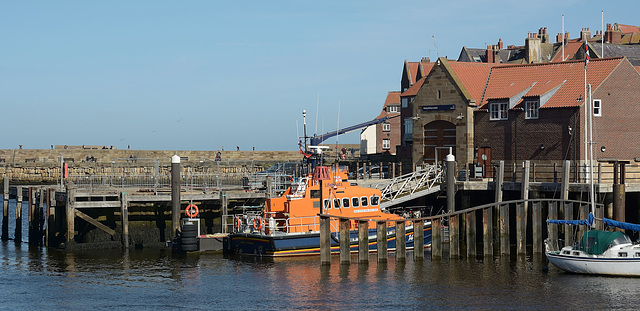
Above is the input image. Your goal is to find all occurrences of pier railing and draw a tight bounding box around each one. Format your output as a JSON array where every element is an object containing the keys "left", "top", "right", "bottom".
[{"left": 319, "top": 198, "right": 602, "bottom": 265}]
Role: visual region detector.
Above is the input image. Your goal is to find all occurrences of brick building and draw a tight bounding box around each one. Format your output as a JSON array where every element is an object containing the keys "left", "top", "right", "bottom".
[{"left": 475, "top": 57, "right": 640, "bottom": 174}]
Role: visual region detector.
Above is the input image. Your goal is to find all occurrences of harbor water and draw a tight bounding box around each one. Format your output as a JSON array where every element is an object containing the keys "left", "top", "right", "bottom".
[{"left": 2, "top": 198, "right": 640, "bottom": 310}]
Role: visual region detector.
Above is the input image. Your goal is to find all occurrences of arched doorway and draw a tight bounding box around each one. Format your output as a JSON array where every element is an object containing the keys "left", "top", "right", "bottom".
[{"left": 423, "top": 120, "right": 456, "bottom": 164}]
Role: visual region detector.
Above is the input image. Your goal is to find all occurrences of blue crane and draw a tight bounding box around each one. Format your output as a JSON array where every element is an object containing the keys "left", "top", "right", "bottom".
[{"left": 309, "top": 115, "right": 399, "bottom": 146}]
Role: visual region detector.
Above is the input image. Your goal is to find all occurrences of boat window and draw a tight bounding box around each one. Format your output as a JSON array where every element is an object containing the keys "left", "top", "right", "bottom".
[
  {"left": 370, "top": 195, "right": 380, "bottom": 206},
  {"left": 562, "top": 250, "right": 570, "bottom": 255},
  {"left": 310, "top": 190, "right": 321, "bottom": 199},
  {"left": 361, "top": 196, "right": 368, "bottom": 207},
  {"left": 618, "top": 252, "right": 628, "bottom": 257},
  {"left": 352, "top": 197, "right": 360, "bottom": 208},
  {"left": 610, "top": 235, "right": 632, "bottom": 247},
  {"left": 342, "top": 198, "right": 350, "bottom": 208},
  {"left": 572, "top": 252, "right": 580, "bottom": 256},
  {"left": 323, "top": 199, "right": 330, "bottom": 210},
  {"left": 635, "top": 252, "right": 640, "bottom": 258},
  {"left": 333, "top": 199, "right": 340, "bottom": 209}
]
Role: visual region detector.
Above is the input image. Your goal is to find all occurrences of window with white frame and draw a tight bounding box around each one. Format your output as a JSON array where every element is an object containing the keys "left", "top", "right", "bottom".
[
  {"left": 382, "top": 139, "right": 390, "bottom": 149},
  {"left": 387, "top": 105, "right": 398, "bottom": 113},
  {"left": 525, "top": 100, "right": 539, "bottom": 119},
  {"left": 489, "top": 102, "right": 508, "bottom": 120},
  {"left": 593, "top": 99, "right": 602, "bottom": 116},
  {"left": 382, "top": 123, "right": 390, "bottom": 132}
]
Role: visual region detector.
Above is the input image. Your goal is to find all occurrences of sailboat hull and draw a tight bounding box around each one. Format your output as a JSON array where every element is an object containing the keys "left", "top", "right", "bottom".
[{"left": 546, "top": 251, "right": 640, "bottom": 276}]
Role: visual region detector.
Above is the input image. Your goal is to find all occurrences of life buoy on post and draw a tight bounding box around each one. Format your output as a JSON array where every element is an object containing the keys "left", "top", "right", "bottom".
[
  {"left": 233, "top": 216, "right": 242, "bottom": 232},
  {"left": 185, "top": 204, "right": 199, "bottom": 218},
  {"left": 253, "top": 217, "right": 263, "bottom": 231}
]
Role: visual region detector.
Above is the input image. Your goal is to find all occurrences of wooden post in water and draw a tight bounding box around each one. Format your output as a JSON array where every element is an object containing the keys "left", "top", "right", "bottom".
[
  {"left": 449, "top": 215, "right": 459, "bottom": 259},
  {"left": 171, "top": 155, "right": 181, "bottom": 239},
  {"left": 466, "top": 211, "right": 476, "bottom": 258},
  {"left": 16, "top": 186, "right": 23, "bottom": 243},
  {"left": 396, "top": 220, "right": 406, "bottom": 262},
  {"left": 516, "top": 202, "right": 525, "bottom": 256},
  {"left": 28, "top": 187, "right": 34, "bottom": 245},
  {"left": 66, "top": 185, "right": 75, "bottom": 243},
  {"left": 578, "top": 204, "right": 588, "bottom": 242},
  {"left": 339, "top": 218, "right": 350, "bottom": 264},
  {"left": 499, "top": 203, "right": 509, "bottom": 256},
  {"left": 563, "top": 202, "right": 574, "bottom": 247},
  {"left": 37, "top": 188, "right": 45, "bottom": 246},
  {"left": 548, "top": 202, "right": 559, "bottom": 249},
  {"left": 532, "top": 201, "right": 542, "bottom": 254},
  {"left": 2, "top": 177, "right": 9, "bottom": 241},
  {"left": 376, "top": 221, "right": 387, "bottom": 263},
  {"left": 46, "top": 188, "right": 55, "bottom": 247},
  {"left": 595, "top": 203, "right": 604, "bottom": 230},
  {"left": 430, "top": 218, "right": 440, "bottom": 259},
  {"left": 320, "top": 215, "right": 331, "bottom": 265},
  {"left": 358, "top": 220, "right": 369, "bottom": 263},
  {"left": 414, "top": 219, "right": 424, "bottom": 260},
  {"left": 483, "top": 206, "right": 493, "bottom": 257},
  {"left": 495, "top": 161, "right": 504, "bottom": 203},
  {"left": 121, "top": 192, "right": 130, "bottom": 248}
]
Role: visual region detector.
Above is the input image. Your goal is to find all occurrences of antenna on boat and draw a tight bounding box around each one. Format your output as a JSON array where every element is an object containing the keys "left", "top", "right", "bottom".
[{"left": 336, "top": 100, "right": 341, "bottom": 162}]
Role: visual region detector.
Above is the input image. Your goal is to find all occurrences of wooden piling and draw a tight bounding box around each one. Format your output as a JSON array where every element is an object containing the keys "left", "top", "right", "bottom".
[
  {"left": 466, "top": 211, "right": 476, "bottom": 258},
  {"left": 66, "top": 186, "right": 75, "bottom": 243},
  {"left": 37, "top": 188, "right": 45, "bottom": 246},
  {"left": 121, "top": 192, "right": 130, "bottom": 248},
  {"left": 414, "top": 219, "right": 424, "bottom": 260},
  {"left": 450, "top": 215, "right": 459, "bottom": 259},
  {"left": 28, "top": 187, "right": 34, "bottom": 245},
  {"left": 396, "top": 220, "right": 406, "bottom": 262},
  {"left": 376, "top": 221, "right": 387, "bottom": 263},
  {"left": 46, "top": 188, "right": 55, "bottom": 247},
  {"left": 430, "top": 218, "right": 440, "bottom": 259},
  {"left": 339, "top": 218, "right": 350, "bottom": 264},
  {"left": 578, "top": 203, "right": 588, "bottom": 241},
  {"left": 499, "top": 203, "right": 509, "bottom": 256},
  {"left": 320, "top": 215, "right": 331, "bottom": 265},
  {"left": 563, "top": 202, "right": 573, "bottom": 247},
  {"left": 482, "top": 207, "right": 493, "bottom": 257},
  {"left": 532, "top": 201, "right": 542, "bottom": 253},
  {"left": 516, "top": 202, "right": 525, "bottom": 255},
  {"left": 358, "top": 220, "right": 368, "bottom": 263},
  {"left": 2, "top": 177, "right": 8, "bottom": 241},
  {"left": 16, "top": 186, "right": 23, "bottom": 243},
  {"left": 548, "top": 201, "right": 559, "bottom": 249},
  {"left": 595, "top": 203, "right": 604, "bottom": 230}
]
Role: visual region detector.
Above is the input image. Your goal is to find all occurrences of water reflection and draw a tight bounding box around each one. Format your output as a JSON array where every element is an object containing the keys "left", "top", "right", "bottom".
[{"left": 3, "top": 241, "right": 640, "bottom": 309}]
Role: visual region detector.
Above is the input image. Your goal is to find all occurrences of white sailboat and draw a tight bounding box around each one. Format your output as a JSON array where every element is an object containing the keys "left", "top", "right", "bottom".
[{"left": 545, "top": 81, "right": 640, "bottom": 276}]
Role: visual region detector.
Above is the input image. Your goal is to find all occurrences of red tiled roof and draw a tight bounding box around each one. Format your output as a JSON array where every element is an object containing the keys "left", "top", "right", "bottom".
[
  {"left": 401, "top": 76, "right": 425, "bottom": 97},
  {"left": 551, "top": 41, "right": 583, "bottom": 62},
  {"left": 635, "top": 66, "right": 640, "bottom": 74},
  {"left": 407, "top": 62, "right": 421, "bottom": 85},
  {"left": 616, "top": 24, "right": 640, "bottom": 34},
  {"left": 446, "top": 61, "right": 494, "bottom": 102},
  {"left": 479, "top": 57, "right": 625, "bottom": 109},
  {"left": 376, "top": 91, "right": 401, "bottom": 119},
  {"left": 421, "top": 61, "right": 435, "bottom": 79}
]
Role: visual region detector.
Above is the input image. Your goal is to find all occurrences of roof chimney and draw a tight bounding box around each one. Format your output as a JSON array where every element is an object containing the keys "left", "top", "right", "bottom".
[
  {"left": 581, "top": 28, "right": 591, "bottom": 42},
  {"left": 497, "top": 38, "right": 503, "bottom": 50},
  {"left": 604, "top": 23, "right": 622, "bottom": 44},
  {"left": 525, "top": 35, "right": 542, "bottom": 64}
]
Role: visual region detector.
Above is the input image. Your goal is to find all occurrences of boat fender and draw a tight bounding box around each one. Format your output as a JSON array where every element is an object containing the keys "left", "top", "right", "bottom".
[
  {"left": 185, "top": 204, "right": 199, "bottom": 218},
  {"left": 253, "top": 217, "right": 264, "bottom": 231},
  {"left": 233, "top": 216, "right": 242, "bottom": 232}
]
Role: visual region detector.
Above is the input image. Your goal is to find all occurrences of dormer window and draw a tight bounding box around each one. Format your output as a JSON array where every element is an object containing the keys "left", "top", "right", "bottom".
[
  {"left": 525, "top": 100, "right": 539, "bottom": 119},
  {"left": 490, "top": 102, "right": 508, "bottom": 120},
  {"left": 387, "top": 105, "right": 398, "bottom": 113}
]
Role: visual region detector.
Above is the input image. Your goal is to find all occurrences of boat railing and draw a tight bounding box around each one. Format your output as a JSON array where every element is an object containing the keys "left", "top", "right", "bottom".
[{"left": 223, "top": 212, "right": 339, "bottom": 234}]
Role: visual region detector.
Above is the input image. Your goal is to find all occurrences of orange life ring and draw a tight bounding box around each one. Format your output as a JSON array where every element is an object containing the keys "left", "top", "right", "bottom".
[
  {"left": 253, "top": 217, "right": 263, "bottom": 231},
  {"left": 233, "top": 216, "right": 242, "bottom": 231},
  {"left": 185, "top": 204, "right": 199, "bottom": 218}
]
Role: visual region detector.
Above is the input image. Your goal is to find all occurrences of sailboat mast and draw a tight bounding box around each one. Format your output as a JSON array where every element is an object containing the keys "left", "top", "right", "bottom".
[{"left": 588, "top": 83, "right": 596, "bottom": 217}]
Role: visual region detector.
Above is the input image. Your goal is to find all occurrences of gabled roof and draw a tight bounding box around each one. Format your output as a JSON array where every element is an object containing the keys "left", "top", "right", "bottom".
[
  {"left": 479, "top": 57, "right": 625, "bottom": 109},
  {"left": 616, "top": 24, "right": 640, "bottom": 34},
  {"left": 551, "top": 41, "right": 583, "bottom": 62},
  {"left": 404, "top": 61, "right": 421, "bottom": 85},
  {"left": 401, "top": 76, "right": 425, "bottom": 97},
  {"left": 445, "top": 60, "right": 495, "bottom": 103},
  {"left": 376, "top": 91, "right": 401, "bottom": 119}
]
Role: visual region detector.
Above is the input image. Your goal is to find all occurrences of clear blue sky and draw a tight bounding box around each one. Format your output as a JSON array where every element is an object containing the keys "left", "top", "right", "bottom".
[{"left": 1, "top": 1, "right": 636, "bottom": 151}]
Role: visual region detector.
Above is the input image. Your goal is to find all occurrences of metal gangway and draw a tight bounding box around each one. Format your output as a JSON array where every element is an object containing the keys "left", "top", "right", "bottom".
[{"left": 377, "top": 164, "right": 444, "bottom": 210}]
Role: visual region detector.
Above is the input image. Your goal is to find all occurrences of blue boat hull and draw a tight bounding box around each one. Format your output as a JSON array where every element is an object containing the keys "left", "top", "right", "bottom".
[{"left": 224, "top": 226, "right": 432, "bottom": 257}]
